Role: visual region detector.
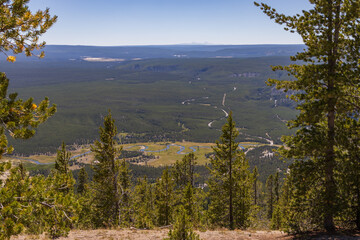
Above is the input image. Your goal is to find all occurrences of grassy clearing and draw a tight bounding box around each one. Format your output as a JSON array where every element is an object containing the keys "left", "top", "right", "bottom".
[{"left": 2, "top": 141, "right": 263, "bottom": 167}]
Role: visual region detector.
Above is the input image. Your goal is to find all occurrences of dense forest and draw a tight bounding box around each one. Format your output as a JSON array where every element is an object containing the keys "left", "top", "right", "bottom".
[{"left": 1, "top": 0, "right": 360, "bottom": 239}]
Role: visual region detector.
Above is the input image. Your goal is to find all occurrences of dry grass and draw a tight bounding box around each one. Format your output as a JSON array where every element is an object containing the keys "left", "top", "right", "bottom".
[
  {"left": 12, "top": 229, "right": 289, "bottom": 240},
  {"left": 11, "top": 229, "right": 360, "bottom": 240}
]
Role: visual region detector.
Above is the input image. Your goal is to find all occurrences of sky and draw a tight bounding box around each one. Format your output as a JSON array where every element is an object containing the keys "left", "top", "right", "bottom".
[{"left": 28, "top": 0, "right": 313, "bottom": 46}]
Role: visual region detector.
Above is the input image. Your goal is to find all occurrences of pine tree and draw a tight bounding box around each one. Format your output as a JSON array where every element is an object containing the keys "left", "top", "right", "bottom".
[
  {"left": 274, "top": 172, "right": 280, "bottom": 203},
  {"left": 0, "top": 0, "right": 57, "bottom": 158},
  {"left": 208, "top": 111, "right": 252, "bottom": 229},
  {"left": 270, "top": 172, "right": 281, "bottom": 229},
  {"left": 91, "top": 111, "right": 129, "bottom": 227},
  {"left": 133, "top": 176, "right": 156, "bottom": 229},
  {"left": 336, "top": 118, "right": 360, "bottom": 230},
  {"left": 166, "top": 206, "right": 200, "bottom": 240},
  {"left": 255, "top": 0, "right": 360, "bottom": 232},
  {"left": 252, "top": 166, "right": 259, "bottom": 205},
  {"left": 0, "top": 163, "right": 78, "bottom": 239},
  {"left": 0, "top": 0, "right": 57, "bottom": 62},
  {"left": 155, "top": 167, "right": 175, "bottom": 226},
  {"left": 77, "top": 167, "right": 88, "bottom": 195},
  {"left": 266, "top": 175, "right": 274, "bottom": 220},
  {"left": 55, "top": 142, "right": 71, "bottom": 174},
  {"left": 172, "top": 153, "right": 204, "bottom": 226},
  {"left": 273, "top": 172, "right": 291, "bottom": 231},
  {"left": 117, "top": 159, "right": 132, "bottom": 227},
  {"left": 172, "top": 153, "right": 197, "bottom": 188}
]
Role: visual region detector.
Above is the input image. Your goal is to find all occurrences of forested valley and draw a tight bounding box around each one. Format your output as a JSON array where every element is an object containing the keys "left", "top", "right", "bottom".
[{"left": 1, "top": 0, "right": 360, "bottom": 239}]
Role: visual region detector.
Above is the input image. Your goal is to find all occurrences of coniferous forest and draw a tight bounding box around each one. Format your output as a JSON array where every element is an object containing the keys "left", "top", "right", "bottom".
[{"left": 1, "top": 0, "right": 360, "bottom": 239}]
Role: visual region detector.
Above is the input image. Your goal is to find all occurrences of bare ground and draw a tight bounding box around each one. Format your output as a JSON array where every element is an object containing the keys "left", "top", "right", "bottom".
[
  {"left": 11, "top": 229, "right": 360, "bottom": 240},
  {"left": 12, "top": 229, "right": 288, "bottom": 240}
]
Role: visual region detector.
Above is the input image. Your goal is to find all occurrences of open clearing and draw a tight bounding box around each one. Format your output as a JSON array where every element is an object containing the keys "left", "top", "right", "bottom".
[{"left": 2, "top": 141, "right": 265, "bottom": 167}]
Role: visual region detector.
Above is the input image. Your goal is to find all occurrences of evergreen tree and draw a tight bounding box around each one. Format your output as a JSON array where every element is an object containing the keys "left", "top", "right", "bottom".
[
  {"left": 172, "top": 153, "right": 197, "bottom": 188},
  {"left": 55, "top": 142, "right": 71, "bottom": 174},
  {"left": 273, "top": 172, "right": 291, "bottom": 231},
  {"left": 336, "top": 118, "right": 360, "bottom": 230},
  {"left": 91, "top": 111, "right": 131, "bottom": 227},
  {"left": 166, "top": 206, "right": 200, "bottom": 240},
  {"left": 0, "top": 163, "right": 78, "bottom": 239},
  {"left": 271, "top": 205, "right": 282, "bottom": 230},
  {"left": 0, "top": 73, "right": 56, "bottom": 158},
  {"left": 133, "top": 176, "right": 156, "bottom": 229},
  {"left": 208, "top": 111, "right": 252, "bottom": 229},
  {"left": 252, "top": 166, "right": 259, "bottom": 205},
  {"left": 266, "top": 175, "right": 274, "bottom": 220},
  {"left": 255, "top": 0, "right": 360, "bottom": 232},
  {"left": 0, "top": 0, "right": 57, "bottom": 158},
  {"left": 270, "top": 172, "right": 281, "bottom": 229},
  {"left": 0, "top": 0, "right": 57, "bottom": 62},
  {"left": 274, "top": 172, "right": 280, "bottom": 203},
  {"left": 117, "top": 159, "right": 132, "bottom": 227},
  {"left": 77, "top": 167, "right": 88, "bottom": 195},
  {"left": 155, "top": 167, "right": 175, "bottom": 226},
  {"left": 172, "top": 153, "right": 204, "bottom": 226}
]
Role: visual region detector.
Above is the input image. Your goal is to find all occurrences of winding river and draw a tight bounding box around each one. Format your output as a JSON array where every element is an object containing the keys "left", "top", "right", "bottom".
[{"left": 13, "top": 144, "right": 247, "bottom": 165}]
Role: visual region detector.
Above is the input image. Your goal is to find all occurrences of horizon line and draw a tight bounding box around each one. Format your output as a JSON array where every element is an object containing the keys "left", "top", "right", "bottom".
[{"left": 43, "top": 43, "right": 306, "bottom": 47}]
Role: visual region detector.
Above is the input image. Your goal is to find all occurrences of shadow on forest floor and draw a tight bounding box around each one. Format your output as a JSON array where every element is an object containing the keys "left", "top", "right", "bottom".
[{"left": 289, "top": 230, "right": 360, "bottom": 240}]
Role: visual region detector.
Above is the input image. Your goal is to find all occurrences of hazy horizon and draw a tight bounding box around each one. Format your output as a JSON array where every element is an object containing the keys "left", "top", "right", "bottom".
[{"left": 29, "top": 0, "right": 312, "bottom": 46}]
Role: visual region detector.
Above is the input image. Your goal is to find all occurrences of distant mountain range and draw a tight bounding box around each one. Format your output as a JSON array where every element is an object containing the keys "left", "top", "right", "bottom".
[{"left": 11, "top": 44, "right": 306, "bottom": 62}]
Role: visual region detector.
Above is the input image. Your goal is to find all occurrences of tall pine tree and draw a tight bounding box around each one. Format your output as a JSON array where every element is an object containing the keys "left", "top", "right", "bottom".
[
  {"left": 208, "top": 111, "right": 252, "bottom": 229},
  {"left": 91, "top": 111, "right": 131, "bottom": 227},
  {"left": 255, "top": 0, "right": 360, "bottom": 232},
  {"left": 155, "top": 167, "right": 175, "bottom": 226}
]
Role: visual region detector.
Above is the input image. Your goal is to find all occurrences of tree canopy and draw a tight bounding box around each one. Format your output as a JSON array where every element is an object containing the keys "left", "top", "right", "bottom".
[
  {"left": 0, "top": 0, "right": 57, "bottom": 62},
  {"left": 0, "top": 0, "right": 57, "bottom": 157},
  {"left": 255, "top": 0, "right": 360, "bottom": 232}
]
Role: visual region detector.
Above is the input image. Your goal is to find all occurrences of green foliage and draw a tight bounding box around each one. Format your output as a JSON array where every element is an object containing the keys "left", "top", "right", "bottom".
[
  {"left": 117, "top": 159, "right": 132, "bottom": 227},
  {"left": 271, "top": 205, "right": 282, "bottom": 230},
  {"left": 77, "top": 167, "right": 88, "bottom": 195},
  {"left": 5, "top": 57, "right": 296, "bottom": 155},
  {"left": 0, "top": 72, "right": 56, "bottom": 157},
  {"left": 0, "top": 0, "right": 57, "bottom": 158},
  {"left": 172, "top": 153, "right": 197, "bottom": 188},
  {"left": 252, "top": 166, "right": 259, "bottom": 205},
  {"left": 55, "top": 141, "right": 71, "bottom": 174},
  {"left": 91, "top": 111, "right": 131, "bottom": 227},
  {"left": 165, "top": 206, "right": 200, "bottom": 240},
  {"left": 132, "top": 176, "right": 156, "bottom": 229},
  {"left": 0, "top": 0, "right": 57, "bottom": 62},
  {"left": 335, "top": 118, "right": 360, "bottom": 230},
  {"left": 256, "top": 0, "right": 360, "bottom": 232},
  {"left": 265, "top": 175, "right": 274, "bottom": 220},
  {"left": 208, "top": 112, "right": 252, "bottom": 229},
  {"left": 0, "top": 163, "right": 78, "bottom": 239},
  {"left": 155, "top": 167, "right": 175, "bottom": 226}
]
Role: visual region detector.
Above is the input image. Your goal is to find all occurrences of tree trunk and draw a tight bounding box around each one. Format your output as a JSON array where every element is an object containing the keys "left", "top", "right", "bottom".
[
  {"left": 229, "top": 132, "right": 234, "bottom": 230},
  {"left": 254, "top": 180, "right": 257, "bottom": 205},
  {"left": 356, "top": 184, "right": 360, "bottom": 230},
  {"left": 323, "top": 1, "right": 339, "bottom": 232}
]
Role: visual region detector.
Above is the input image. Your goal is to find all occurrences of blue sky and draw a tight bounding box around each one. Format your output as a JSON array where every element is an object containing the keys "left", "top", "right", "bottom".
[{"left": 29, "top": 0, "right": 312, "bottom": 46}]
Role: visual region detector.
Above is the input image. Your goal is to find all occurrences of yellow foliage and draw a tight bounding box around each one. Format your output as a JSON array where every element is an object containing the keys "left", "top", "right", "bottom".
[{"left": 6, "top": 56, "right": 16, "bottom": 62}]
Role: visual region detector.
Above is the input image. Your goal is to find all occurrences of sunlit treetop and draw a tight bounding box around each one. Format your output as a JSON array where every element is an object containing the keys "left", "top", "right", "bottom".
[{"left": 0, "top": 0, "right": 57, "bottom": 62}]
